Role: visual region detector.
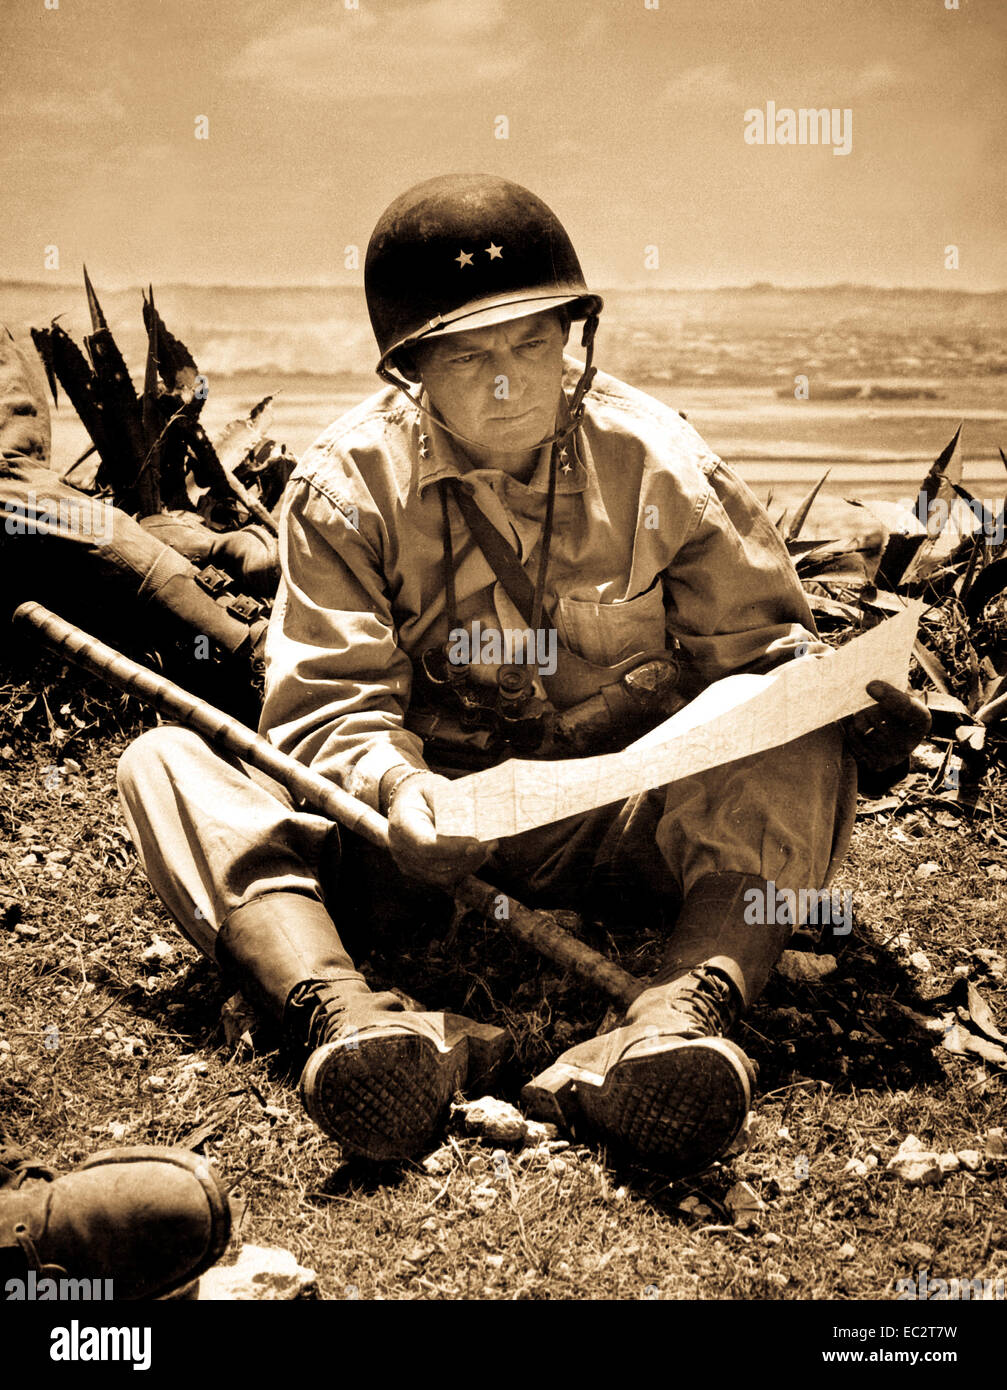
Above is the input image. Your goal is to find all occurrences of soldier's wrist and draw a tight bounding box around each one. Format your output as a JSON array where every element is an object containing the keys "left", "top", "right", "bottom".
[{"left": 379, "top": 766, "right": 432, "bottom": 816}]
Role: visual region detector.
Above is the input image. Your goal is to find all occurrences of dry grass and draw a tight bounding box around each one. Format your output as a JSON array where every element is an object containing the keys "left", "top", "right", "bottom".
[{"left": 1, "top": 638, "right": 1006, "bottom": 1301}]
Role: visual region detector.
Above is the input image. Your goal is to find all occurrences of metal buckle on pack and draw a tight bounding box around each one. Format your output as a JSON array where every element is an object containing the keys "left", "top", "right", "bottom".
[
  {"left": 225, "top": 594, "right": 263, "bottom": 623},
  {"left": 194, "top": 565, "right": 232, "bottom": 597}
]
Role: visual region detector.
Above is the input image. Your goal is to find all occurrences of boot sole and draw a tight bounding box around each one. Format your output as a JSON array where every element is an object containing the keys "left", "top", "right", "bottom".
[
  {"left": 574, "top": 1037, "right": 754, "bottom": 1176},
  {"left": 299, "top": 1030, "right": 465, "bottom": 1162}
]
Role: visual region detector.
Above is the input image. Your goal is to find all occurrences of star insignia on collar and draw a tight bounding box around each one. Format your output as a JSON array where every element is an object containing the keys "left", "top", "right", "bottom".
[
  {"left": 418, "top": 433, "right": 430, "bottom": 459},
  {"left": 485, "top": 243, "right": 503, "bottom": 260},
  {"left": 455, "top": 250, "right": 474, "bottom": 268},
  {"left": 558, "top": 445, "right": 571, "bottom": 474}
]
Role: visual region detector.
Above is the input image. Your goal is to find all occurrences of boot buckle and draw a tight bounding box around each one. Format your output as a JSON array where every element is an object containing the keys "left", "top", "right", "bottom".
[{"left": 13, "top": 1222, "right": 67, "bottom": 1278}]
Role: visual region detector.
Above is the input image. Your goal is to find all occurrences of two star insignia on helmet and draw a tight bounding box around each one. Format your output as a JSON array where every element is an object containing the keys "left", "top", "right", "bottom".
[{"left": 455, "top": 244, "right": 503, "bottom": 268}]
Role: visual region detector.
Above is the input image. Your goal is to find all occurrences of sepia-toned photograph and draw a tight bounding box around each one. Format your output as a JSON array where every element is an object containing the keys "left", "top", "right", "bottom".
[{"left": 1, "top": 0, "right": 1005, "bottom": 1351}]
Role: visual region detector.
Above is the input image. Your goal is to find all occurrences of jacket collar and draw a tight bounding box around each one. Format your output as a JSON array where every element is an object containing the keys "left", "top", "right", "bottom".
[{"left": 415, "top": 382, "right": 590, "bottom": 498}]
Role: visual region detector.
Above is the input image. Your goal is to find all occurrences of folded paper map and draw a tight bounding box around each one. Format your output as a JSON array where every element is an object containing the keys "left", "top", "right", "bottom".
[{"left": 432, "top": 601, "right": 924, "bottom": 842}]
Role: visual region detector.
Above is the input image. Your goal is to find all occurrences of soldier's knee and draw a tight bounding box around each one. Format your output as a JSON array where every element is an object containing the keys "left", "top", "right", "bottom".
[{"left": 116, "top": 725, "right": 210, "bottom": 802}]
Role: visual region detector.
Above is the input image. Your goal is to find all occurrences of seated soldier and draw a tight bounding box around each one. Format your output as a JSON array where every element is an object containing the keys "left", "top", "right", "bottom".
[{"left": 116, "top": 175, "right": 928, "bottom": 1174}]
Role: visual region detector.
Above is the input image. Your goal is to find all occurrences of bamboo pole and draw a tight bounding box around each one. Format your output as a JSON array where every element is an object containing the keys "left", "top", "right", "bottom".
[{"left": 14, "top": 602, "right": 644, "bottom": 1008}]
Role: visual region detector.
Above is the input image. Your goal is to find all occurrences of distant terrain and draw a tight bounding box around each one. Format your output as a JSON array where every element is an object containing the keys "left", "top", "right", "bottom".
[{"left": 2, "top": 281, "right": 1004, "bottom": 539}]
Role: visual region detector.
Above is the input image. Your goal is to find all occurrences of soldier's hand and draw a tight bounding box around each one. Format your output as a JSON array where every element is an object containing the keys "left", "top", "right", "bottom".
[
  {"left": 386, "top": 772, "right": 497, "bottom": 888},
  {"left": 843, "top": 680, "right": 931, "bottom": 772},
  {"left": 209, "top": 526, "right": 280, "bottom": 596}
]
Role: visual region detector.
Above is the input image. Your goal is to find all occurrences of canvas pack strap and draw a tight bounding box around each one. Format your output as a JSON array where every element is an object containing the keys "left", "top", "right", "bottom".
[
  {"left": 443, "top": 473, "right": 651, "bottom": 707},
  {"left": 446, "top": 475, "right": 552, "bottom": 633}
]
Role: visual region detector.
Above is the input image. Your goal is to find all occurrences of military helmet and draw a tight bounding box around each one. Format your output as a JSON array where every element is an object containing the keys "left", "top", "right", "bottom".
[{"left": 365, "top": 174, "right": 602, "bottom": 376}]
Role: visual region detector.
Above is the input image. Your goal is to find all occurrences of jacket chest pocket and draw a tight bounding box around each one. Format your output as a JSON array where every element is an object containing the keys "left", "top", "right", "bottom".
[{"left": 552, "top": 576, "right": 668, "bottom": 667}]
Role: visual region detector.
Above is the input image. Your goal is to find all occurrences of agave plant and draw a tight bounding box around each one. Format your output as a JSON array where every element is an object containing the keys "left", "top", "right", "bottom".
[
  {"left": 30, "top": 271, "right": 291, "bottom": 534},
  {"left": 775, "top": 428, "right": 1007, "bottom": 762}
]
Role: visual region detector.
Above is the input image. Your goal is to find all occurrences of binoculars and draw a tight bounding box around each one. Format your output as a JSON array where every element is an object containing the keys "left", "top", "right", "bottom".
[
  {"left": 414, "top": 639, "right": 683, "bottom": 763},
  {"left": 416, "top": 643, "right": 550, "bottom": 753}
]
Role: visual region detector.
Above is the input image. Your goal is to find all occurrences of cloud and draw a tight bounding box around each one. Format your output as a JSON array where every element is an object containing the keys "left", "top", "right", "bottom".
[
  {"left": 228, "top": 0, "right": 528, "bottom": 100},
  {"left": 572, "top": 11, "right": 609, "bottom": 50},
  {"left": 18, "top": 87, "right": 126, "bottom": 124},
  {"left": 852, "top": 63, "right": 902, "bottom": 96},
  {"left": 663, "top": 64, "right": 742, "bottom": 107},
  {"left": 421, "top": 0, "right": 505, "bottom": 37}
]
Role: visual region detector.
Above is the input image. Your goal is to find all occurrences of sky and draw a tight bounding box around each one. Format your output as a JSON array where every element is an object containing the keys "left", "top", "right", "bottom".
[{"left": 1, "top": 0, "right": 1004, "bottom": 290}]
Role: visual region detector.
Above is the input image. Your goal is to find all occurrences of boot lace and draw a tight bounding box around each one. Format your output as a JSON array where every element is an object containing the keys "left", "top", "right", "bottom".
[
  {"left": 288, "top": 980, "right": 408, "bottom": 1053},
  {"left": 287, "top": 980, "right": 351, "bottom": 1052},
  {"left": 671, "top": 968, "right": 738, "bottom": 1036}
]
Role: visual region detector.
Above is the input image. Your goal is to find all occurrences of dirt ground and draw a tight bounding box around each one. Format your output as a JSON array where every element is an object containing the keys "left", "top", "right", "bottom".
[{"left": 1, "top": 641, "right": 1005, "bottom": 1302}]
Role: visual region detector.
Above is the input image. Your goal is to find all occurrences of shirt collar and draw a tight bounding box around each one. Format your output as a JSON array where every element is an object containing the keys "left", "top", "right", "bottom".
[{"left": 414, "top": 389, "right": 589, "bottom": 498}]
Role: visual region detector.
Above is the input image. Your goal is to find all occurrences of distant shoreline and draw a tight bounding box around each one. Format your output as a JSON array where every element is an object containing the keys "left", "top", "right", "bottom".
[{"left": 4, "top": 280, "right": 1007, "bottom": 298}]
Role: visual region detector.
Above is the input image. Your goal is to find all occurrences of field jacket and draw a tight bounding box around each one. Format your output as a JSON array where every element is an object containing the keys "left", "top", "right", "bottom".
[{"left": 260, "top": 358, "right": 826, "bottom": 811}]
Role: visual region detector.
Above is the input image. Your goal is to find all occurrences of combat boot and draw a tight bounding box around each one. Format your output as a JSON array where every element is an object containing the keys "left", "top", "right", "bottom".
[
  {"left": 527, "top": 968, "right": 753, "bottom": 1175},
  {"left": 524, "top": 872, "right": 792, "bottom": 1175},
  {"left": 216, "top": 893, "right": 470, "bottom": 1162},
  {"left": 0, "top": 1146, "right": 231, "bottom": 1300}
]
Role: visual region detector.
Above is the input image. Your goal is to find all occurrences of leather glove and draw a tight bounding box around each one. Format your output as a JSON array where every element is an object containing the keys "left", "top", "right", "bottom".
[
  {"left": 139, "top": 513, "right": 279, "bottom": 595},
  {"left": 208, "top": 526, "right": 279, "bottom": 595},
  {"left": 843, "top": 680, "right": 931, "bottom": 772}
]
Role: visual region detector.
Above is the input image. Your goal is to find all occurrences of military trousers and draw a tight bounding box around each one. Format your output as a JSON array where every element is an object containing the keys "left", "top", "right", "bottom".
[{"left": 116, "top": 720, "right": 856, "bottom": 967}]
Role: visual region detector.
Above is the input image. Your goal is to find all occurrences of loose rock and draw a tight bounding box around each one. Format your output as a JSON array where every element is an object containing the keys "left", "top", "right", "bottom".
[
  {"left": 198, "top": 1244, "right": 317, "bottom": 1301},
  {"left": 141, "top": 936, "right": 176, "bottom": 967},
  {"left": 776, "top": 952, "right": 837, "bottom": 984},
  {"left": 453, "top": 1096, "right": 527, "bottom": 1144},
  {"left": 724, "top": 1180, "right": 766, "bottom": 1229},
  {"left": 524, "top": 1119, "right": 559, "bottom": 1144},
  {"left": 842, "top": 1156, "right": 878, "bottom": 1179},
  {"left": 886, "top": 1135, "right": 945, "bottom": 1185},
  {"left": 421, "top": 1145, "right": 453, "bottom": 1176},
  {"left": 679, "top": 1195, "right": 714, "bottom": 1219}
]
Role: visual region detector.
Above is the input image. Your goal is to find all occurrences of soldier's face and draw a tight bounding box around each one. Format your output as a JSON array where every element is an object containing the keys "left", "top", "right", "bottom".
[{"left": 414, "top": 310, "right": 569, "bottom": 458}]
